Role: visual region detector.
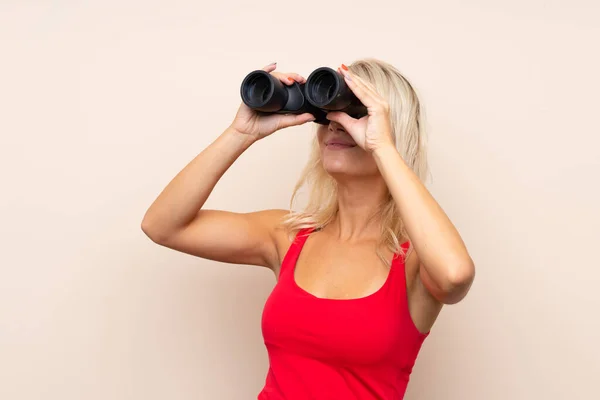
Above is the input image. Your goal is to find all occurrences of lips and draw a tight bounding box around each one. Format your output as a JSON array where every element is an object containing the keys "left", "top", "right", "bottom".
[{"left": 325, "top": 141, "right": 356, "bottom": 147}]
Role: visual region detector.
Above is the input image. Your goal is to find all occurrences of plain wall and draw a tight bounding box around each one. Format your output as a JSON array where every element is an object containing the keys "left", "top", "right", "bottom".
[{"left": 1, "top": 1, "right": 599, "bottom": 399}]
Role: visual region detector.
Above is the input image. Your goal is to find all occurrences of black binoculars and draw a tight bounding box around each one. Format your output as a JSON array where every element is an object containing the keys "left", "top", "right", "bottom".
[{"left": 240, "top": 67, "right": 367, "bottom": 125}]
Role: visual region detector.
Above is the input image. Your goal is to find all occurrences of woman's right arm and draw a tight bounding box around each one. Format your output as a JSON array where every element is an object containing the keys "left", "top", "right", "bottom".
[
  {"left": 141, "top": 127, "right": 283, "bottom": 268},
  {"left": 141, "top": 63, "right": 315, "bottom": 270}
]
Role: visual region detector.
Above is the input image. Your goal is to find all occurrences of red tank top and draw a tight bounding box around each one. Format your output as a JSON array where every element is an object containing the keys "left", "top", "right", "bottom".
[{"left": 258, "top": 228, "right": 429, "bottom": 399}]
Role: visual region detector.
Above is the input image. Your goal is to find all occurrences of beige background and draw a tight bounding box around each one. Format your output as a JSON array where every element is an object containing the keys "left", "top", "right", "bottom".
[{"left": 1, "top": 1, "right": 599, "bottom": 399}]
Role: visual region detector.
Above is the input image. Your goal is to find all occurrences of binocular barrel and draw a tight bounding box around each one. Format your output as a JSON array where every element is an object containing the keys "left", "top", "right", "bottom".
[{"left": 240, "top": 67, "right": 367, "bottom": 125}]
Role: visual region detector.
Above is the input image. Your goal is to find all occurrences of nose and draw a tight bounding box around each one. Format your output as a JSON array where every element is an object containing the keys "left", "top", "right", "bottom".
[{"left": 328, "top": 121, "right": 347, "bottom": 134}]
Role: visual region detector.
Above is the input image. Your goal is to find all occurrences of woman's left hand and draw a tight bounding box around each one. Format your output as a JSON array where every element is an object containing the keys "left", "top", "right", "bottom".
[{"left": 325, "top": 64, "right": 395, "bottom": 153}]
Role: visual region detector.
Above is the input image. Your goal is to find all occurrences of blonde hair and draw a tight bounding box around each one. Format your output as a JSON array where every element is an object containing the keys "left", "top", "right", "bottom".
[{"left": 280, "top": 58, "right": 430, "bottom": 266}]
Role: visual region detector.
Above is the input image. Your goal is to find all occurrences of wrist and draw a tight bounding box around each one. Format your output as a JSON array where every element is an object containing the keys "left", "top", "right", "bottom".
[
  {"left": 224, "top": 125, "right": 258, "bottom": 149},
  {"left": 372, "top": 142, "right": 397, "bottom": 159}
]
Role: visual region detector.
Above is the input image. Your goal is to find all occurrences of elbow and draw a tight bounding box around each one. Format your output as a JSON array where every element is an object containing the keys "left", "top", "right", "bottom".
[
  {"left": 437, "top": 258, "right": 476, "bottom": 305},
  {"left": 141, "top": 214, "right": 169, "bottom": 245}
]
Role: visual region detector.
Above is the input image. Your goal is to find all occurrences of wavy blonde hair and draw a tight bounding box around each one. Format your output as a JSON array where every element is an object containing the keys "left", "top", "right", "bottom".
[{"left": 280, "top": 58, "right": 430, "bottom": 266}]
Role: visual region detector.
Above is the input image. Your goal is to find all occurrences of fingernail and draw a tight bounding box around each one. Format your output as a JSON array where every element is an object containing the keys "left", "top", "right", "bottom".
[
  {"left": 341, "top": 63, "right": 349, "bottom": 71},
  {"left": 288, "top": 77, "right": 294, "bottom": 82}
]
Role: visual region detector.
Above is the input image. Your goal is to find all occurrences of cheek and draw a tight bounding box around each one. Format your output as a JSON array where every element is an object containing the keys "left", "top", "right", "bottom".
[
  {"left": 356, "top": 153, "right": 379, "bottom": 173},
  {"left": 316, "top": 126, "right": 328, "bottom": 141},
  {"left": 348, "top": 149, "right": 380, "bottom": 175}
]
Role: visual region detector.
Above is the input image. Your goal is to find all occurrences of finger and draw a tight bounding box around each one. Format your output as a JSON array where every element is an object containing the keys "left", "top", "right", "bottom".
[
  {"left": 277, "top": 113, "right": 316, "bottom": 129},
  {"left": 338, "top": 65, "right": 380, "bottom": 101},
  {"left": 286, "top": 73, "right": 306, "bottom": 83},
  {"left": 262, "top": 62, "right": 277, "bottom": 73},
  {"left": 338, "top": 65, "right": 382, "bottom": 108},
  {"left": 338, "top": 65, "right": 380, "bottom": 93},
  {"left": 348, "top": 71, "right": 379, "bottom": 93},
  {"left": 338, "top": 67, "right": 377, "bottom": 108},
  {"left": 273, "top": 72, "right": 306, "bottom": 86},
  {"left": 326, "top": 111, "right": 357, "bottom": 131}
]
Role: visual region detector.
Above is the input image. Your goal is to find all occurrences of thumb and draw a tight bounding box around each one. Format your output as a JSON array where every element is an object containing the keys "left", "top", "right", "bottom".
[
  {"left": 326, "top": 111, "right": 356, "bottom": 130},
  {"left": 277, "top": 113, "right": 316, "bottom": 129}
]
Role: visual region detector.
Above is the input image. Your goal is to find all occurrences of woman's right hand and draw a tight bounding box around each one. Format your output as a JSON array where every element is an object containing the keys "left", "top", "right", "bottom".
[{"left": 229, "top": 62, "right": 316, "bottom": 141}]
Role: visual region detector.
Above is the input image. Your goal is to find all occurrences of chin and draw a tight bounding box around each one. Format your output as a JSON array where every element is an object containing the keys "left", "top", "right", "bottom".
[
  {"left": 321, "top": 154, "right": 379, "bottom": 179},
  {"left": 322, "top": 160, "right": 353, "bottom": 177}
]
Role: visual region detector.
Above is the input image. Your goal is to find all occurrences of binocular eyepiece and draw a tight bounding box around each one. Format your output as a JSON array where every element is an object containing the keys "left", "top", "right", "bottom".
[{"left": 240, "top": 67, "right": 367, "bottom": 125}]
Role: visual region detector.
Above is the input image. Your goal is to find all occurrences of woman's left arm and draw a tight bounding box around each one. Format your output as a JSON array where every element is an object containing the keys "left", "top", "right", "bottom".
[
  {"left": 329, "top": 64, "right": 475, "bottom": 305},
  {"left": 373, "top": 144, "right": 475, "bottom": 304}
]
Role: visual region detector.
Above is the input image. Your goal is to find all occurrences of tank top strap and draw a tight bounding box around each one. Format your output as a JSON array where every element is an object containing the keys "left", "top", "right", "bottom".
[
  {"left": 397, "top": 240, "right": 411, "bottom": 263},
  {"left": 278, "top": 227, "right": 314, "bottom": 279},
  {"left": 386, "top": 240, "right": 412, "bottom": 298}
]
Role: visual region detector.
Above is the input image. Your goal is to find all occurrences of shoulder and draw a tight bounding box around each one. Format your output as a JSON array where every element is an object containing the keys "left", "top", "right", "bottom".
[
  {"left": 247, "top": 208, "right": 290, "bottom": 232},
  {"left": 256, "top": 209, "right": 298, "bottom": 271},
  {"left": 268, "top": 212, "right": 318, "bottom": 275},
  {"left": 243, "top": 208, "right": 291, "bottom": 245}
]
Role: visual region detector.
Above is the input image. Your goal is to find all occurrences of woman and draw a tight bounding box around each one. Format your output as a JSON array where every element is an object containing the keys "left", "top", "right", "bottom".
[{"left": 141, "top": 58, "right": 475, "bottom": 399}]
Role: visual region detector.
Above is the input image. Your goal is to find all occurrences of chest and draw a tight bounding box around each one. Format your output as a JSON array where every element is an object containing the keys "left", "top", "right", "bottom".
[
  {"left": 292, "top": 237, "right": 392, "bottom": 300},
  {"left": 262, "top": 229, "right": 424, "bottom": 370},
  {"left": 262, "top": 242, "right": 414, "bottom": 367},
  {"left": 261, "top": 281, "right": 409, "bottom": 367}
]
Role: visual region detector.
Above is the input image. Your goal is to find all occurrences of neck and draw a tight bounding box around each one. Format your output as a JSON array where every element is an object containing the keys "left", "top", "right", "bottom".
[{"left": 327, "top": 176, "right": 389, "bottom": 242}]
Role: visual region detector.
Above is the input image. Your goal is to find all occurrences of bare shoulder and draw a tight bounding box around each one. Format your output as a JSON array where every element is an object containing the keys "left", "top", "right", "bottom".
[
  {"left": 404, "top": 247, "right": 444, "bottom": 334},
  {"left": 241, "top": 208, "right": 295, "bottom": 270},
  {"left": 266, "top": 209, "right": 297, "bottom": 275}
]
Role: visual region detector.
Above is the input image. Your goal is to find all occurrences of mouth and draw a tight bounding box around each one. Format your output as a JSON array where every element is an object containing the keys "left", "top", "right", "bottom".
[{"left": 325, "top": 141, "right": 357, "bottom": 150}]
